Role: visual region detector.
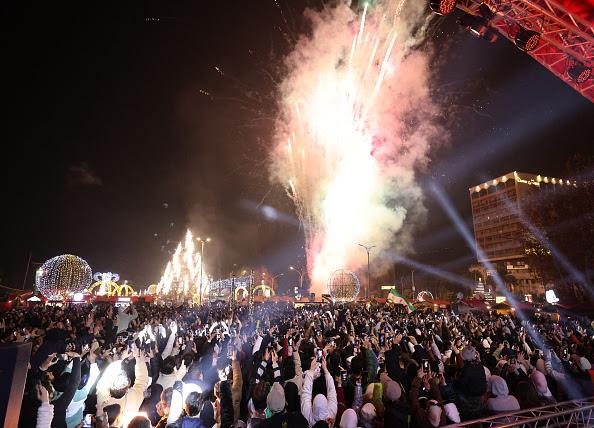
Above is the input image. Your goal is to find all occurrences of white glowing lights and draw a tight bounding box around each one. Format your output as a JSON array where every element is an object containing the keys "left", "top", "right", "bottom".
[
  {"left": 545, "top": 289, "right": 559, "bottom": 304},
  {"left": 157, "top": 230, "right": 209, "bottom": 299},
  {"left": 272, "top": 1, "right": 439, "bottom": 294},
  {"left": 36, "top": 255, "right": 93, "bottom": 301}
]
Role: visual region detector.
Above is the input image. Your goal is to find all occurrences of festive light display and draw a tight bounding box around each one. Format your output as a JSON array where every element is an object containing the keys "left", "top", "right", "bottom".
[
  {"left": 416, "top": 290, "right": 434, "bottom": 302},
  {"left": 89, "top": 272, "right": 120, "bottom": 296},
  {"left": 36, "top": 254, "right": 93, "bottom": 300},
  {"left": 157, "top": 229, "right": 209, "bottom": 299},
  {"left": 271, "top": 0, "right": 441, "bottom": 295},
  {"left": 327, "top": 269, "right": 360, "bottom": 302}
]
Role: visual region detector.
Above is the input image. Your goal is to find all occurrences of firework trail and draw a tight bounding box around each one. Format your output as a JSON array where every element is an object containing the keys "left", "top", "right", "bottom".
[
  {"left": 157, "top": 230, "right": 209, "bottom": 298},
  {"left": 271, "top": 0, "right": 442, "bottom": 295}
]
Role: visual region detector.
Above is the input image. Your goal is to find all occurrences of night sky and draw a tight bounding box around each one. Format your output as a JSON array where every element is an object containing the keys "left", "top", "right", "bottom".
[{"left": 2, "top": 1, "right": 593, "bottom": 292}]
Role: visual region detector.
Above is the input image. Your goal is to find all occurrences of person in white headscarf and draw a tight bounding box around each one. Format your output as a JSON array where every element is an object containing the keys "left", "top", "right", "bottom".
[
  {"left": 339, "top": 409, "right": 359, "bottom": 428},
  {"left": 301, "top": 356, "right": 337, "bottom": 427},
  {"left": 486, "top": 376, "right": 520, "bottom": 413}
]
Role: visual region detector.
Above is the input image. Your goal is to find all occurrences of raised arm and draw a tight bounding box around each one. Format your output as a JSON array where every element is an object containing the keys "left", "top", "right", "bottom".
[
  {"left": 301, "top": 363, "right": 316, "bottom": 427},
  {"left": 323, "top": 357, "right": 337, "bottom": 420}
]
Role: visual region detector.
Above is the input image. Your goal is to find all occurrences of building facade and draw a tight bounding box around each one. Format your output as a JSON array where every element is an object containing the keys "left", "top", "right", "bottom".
[{"left": 468, "top": 172, "right": 574, "bottom": 298}]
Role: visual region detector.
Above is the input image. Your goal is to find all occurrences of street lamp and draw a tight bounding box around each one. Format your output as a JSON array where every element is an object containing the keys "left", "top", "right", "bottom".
[
  {"left": 272, "top": 273, "right": 284, "bottom": 292},
  {"left": 289, "top": 266, "right": 305, "bottom": 290},
  {"left": 197, "top": 237, "right": 211, "bottom": 305},
  {"left": 358, "top": 244, "right": 376, "bottom": 300}
]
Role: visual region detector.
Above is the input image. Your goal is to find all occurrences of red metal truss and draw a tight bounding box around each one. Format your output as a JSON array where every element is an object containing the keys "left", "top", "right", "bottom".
[{"left": 456, "top": 0, "right": 594, "bottom": 102}]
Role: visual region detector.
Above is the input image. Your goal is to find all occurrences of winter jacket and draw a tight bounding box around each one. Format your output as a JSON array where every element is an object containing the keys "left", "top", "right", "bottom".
[
  {"left": 116, "top": 307, "right": 138, "bottom": 334},
  {"left": 231, "top": 357, "right": 243, "bottom": 423},
  {"left": 51, "top": 357, "right": 82, "bottom": 428},
  {"left": 301, "top": 369, "right": 338, "bottom": 427},
  {"left": 36, "top": 402, "right": 54, "bottom": 428},
  {"left": 96, "top": 358, "right": 149, "bottom": 425},
  {"left": 65, "top": 362, "right": 100, "bottom": 428}
]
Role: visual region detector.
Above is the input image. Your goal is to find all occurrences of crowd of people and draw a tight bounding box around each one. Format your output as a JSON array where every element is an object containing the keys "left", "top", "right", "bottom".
[{"left": 2, "top": 300, "right": 594, "bottom": 428}]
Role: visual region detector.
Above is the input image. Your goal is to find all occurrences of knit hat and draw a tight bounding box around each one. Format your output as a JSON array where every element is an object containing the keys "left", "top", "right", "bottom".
[
  {"left": 312, "top": 394, "right": 329, "bottom": 422},
  {"left": 530, "top": 370, "right": 552, "bottom": 397},
  {"left": 266, "top": 382, "right": 285, "bottom": 414},
  {"left": 579, "top": 357, "right": 592, "bottom": 371},
  {"left": 427, "top": 402, "right": 442, "bottom": 427},
  {"left": 360, "top": 403, "right": 376, "bottom": 424},
  {"left": 384, "top": 381, "right": 402, "bottom": 402},
  {"left": 339, "top": 409, "right": 358, "bottom": 428},
  {"left": 461, "top": 346, "right": 477, "bottom": 361},
  {"left": 489, "top": 375, "right": 509, "bottom": 397},
  {"left": 443, "top": 403, "right": 460, "bottom": 423}
]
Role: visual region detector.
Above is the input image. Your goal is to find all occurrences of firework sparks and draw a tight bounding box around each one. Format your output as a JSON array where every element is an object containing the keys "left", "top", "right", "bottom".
[
  {"left": 271, "top": 0, "right": 441, "bottom": 295},
  {"left": 157, "top": 229, "right": 209, "bottom": 299}
]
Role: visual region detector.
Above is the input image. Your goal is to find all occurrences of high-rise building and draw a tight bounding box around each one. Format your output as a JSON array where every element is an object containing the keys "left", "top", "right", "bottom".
[{"left": 468, "top": 171, "right": 574, "bottom": 297}]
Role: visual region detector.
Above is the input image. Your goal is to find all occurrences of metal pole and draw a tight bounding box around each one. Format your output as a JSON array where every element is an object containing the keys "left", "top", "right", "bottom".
[
  {"left": 22, "top": 251, "right": 32, "bottom": 290},
  {"left": 358, "top": 244, "right": 375, "bottom": 301},
  {"left": 231, "top": 274, "right": 235, "bottom": 310},
  {"left": 248, "top": 270, "right": 254, "bottom": 318},
  {"left": 366, "top": 250, "right": 370, "bottom": 300},
  {"left": 411, "top": 270, "right": 416, "bottom": 299},
  {"left": 199, "top": 240, "right": 204, "bottom": 305}
]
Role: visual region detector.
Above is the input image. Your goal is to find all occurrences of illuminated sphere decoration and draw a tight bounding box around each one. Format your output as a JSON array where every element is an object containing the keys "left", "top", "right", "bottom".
[
  {"left": 327, "top": 269, "right": 360, "bottom": 302},
  {"left": 36, "top": 254, "right": 93, "bottom": 300}
]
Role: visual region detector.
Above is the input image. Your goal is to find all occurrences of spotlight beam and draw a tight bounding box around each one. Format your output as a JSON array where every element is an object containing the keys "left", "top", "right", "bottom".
[
  {"left": 388, "top": 254, "right": 476, "bottom": 290},
  {"left": 429, "top": 182, "right": 547, "bottom": 350},
  {"left": 494, "top": 193, "right": 592, "bottom": 298}
]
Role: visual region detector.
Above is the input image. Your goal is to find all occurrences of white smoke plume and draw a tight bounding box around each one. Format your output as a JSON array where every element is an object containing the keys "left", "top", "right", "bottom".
[{"left": 271, "top": 0, "right": 443, "bottom": 295}]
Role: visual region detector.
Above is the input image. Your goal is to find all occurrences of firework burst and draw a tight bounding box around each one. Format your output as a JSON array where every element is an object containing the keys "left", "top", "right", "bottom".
[{"left": 271, "top": 0, "right": 442, "bottom": 295}]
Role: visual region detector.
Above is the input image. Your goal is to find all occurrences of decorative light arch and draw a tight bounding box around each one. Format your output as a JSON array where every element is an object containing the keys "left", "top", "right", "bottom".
[
  {"left": 89, "top": 272, "right": 120, "bottom": 296},
  {"left": 235, "top": 286, "right": 248, "bottom": 300},
  {"left": 252, "top": 284, "right": 275, "bottom": 298},
  {"left": 117, "top": 282, "right": 135, "bottom": 297},
  {"left": 417, "top": 290, "right": 434, "bottom": 302}
]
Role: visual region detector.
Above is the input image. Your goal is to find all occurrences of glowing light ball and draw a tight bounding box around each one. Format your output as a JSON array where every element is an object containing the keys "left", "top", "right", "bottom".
[
  {"left": 327, "top": 269, "right": 360, "bottom": 302},
  {"left": 545, "top": 289, "right": 559, "bottom": 304},
  {"left": 36, "top": 255, "right": 92, "bottom": 300}
]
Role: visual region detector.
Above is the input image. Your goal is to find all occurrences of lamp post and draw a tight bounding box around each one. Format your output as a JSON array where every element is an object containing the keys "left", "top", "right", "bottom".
[
  {"left": 358, "top": 244, "right": 376, "bottom": 300},
  {"left": 272, "top": 273, "right": 284, "bottom": 293},
  {"left": 197, "top": 237, "right": 211, "bottom": 305},
  {"left": 289, "top": 266, "right": 304, "bottom": 290}
]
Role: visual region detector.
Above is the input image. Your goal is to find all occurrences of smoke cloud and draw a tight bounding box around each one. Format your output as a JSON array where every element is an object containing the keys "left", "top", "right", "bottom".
[{"left": 271, "top": 0, "right": 443, "bottom": 295}]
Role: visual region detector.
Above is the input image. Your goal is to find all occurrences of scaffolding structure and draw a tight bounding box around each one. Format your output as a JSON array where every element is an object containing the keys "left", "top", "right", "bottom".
[
  {"left": 446, "top": 397, "right": 594, "bottom": 427},
  {"left": 455, "top": 0, "right": 594, "bottom": 102}
]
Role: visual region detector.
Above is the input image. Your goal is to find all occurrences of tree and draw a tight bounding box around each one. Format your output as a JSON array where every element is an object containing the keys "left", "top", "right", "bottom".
[{"left": 523, "top": 155, "right": 594, "bottom": 300}]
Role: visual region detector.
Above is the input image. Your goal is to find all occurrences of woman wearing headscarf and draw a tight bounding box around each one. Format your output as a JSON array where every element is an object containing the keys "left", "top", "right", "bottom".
[{"left": 486, "top": 376, "right": 520, "bottom": 414}]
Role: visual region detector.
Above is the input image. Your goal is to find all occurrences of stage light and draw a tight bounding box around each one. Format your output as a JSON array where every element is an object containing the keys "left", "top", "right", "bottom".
[
  {"left": 515, "top": 27, "right": 540, "bottom": 52},
  {"left": 458, "top": 11, "right": 498, "bottom": 43},
  {"left": 567, "top": 62, "right": 592, "bottom": 84},
  {"left": 429, "top": 0, "right": 457, "bottom": 15}
]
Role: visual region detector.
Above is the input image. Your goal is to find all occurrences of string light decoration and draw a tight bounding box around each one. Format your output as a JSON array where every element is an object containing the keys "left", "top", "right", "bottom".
[
  {"left": 89, "top": 272, "right": 120, "bottom": 296},
  {"left": 327, "top": 269, "right": 360, "bottom": 302},
  {"left": 36, "top": 254, "right": 93, "bottom": 301},
  {"left": 157, "top": 229, "right": 209, "bottom": 300}
]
